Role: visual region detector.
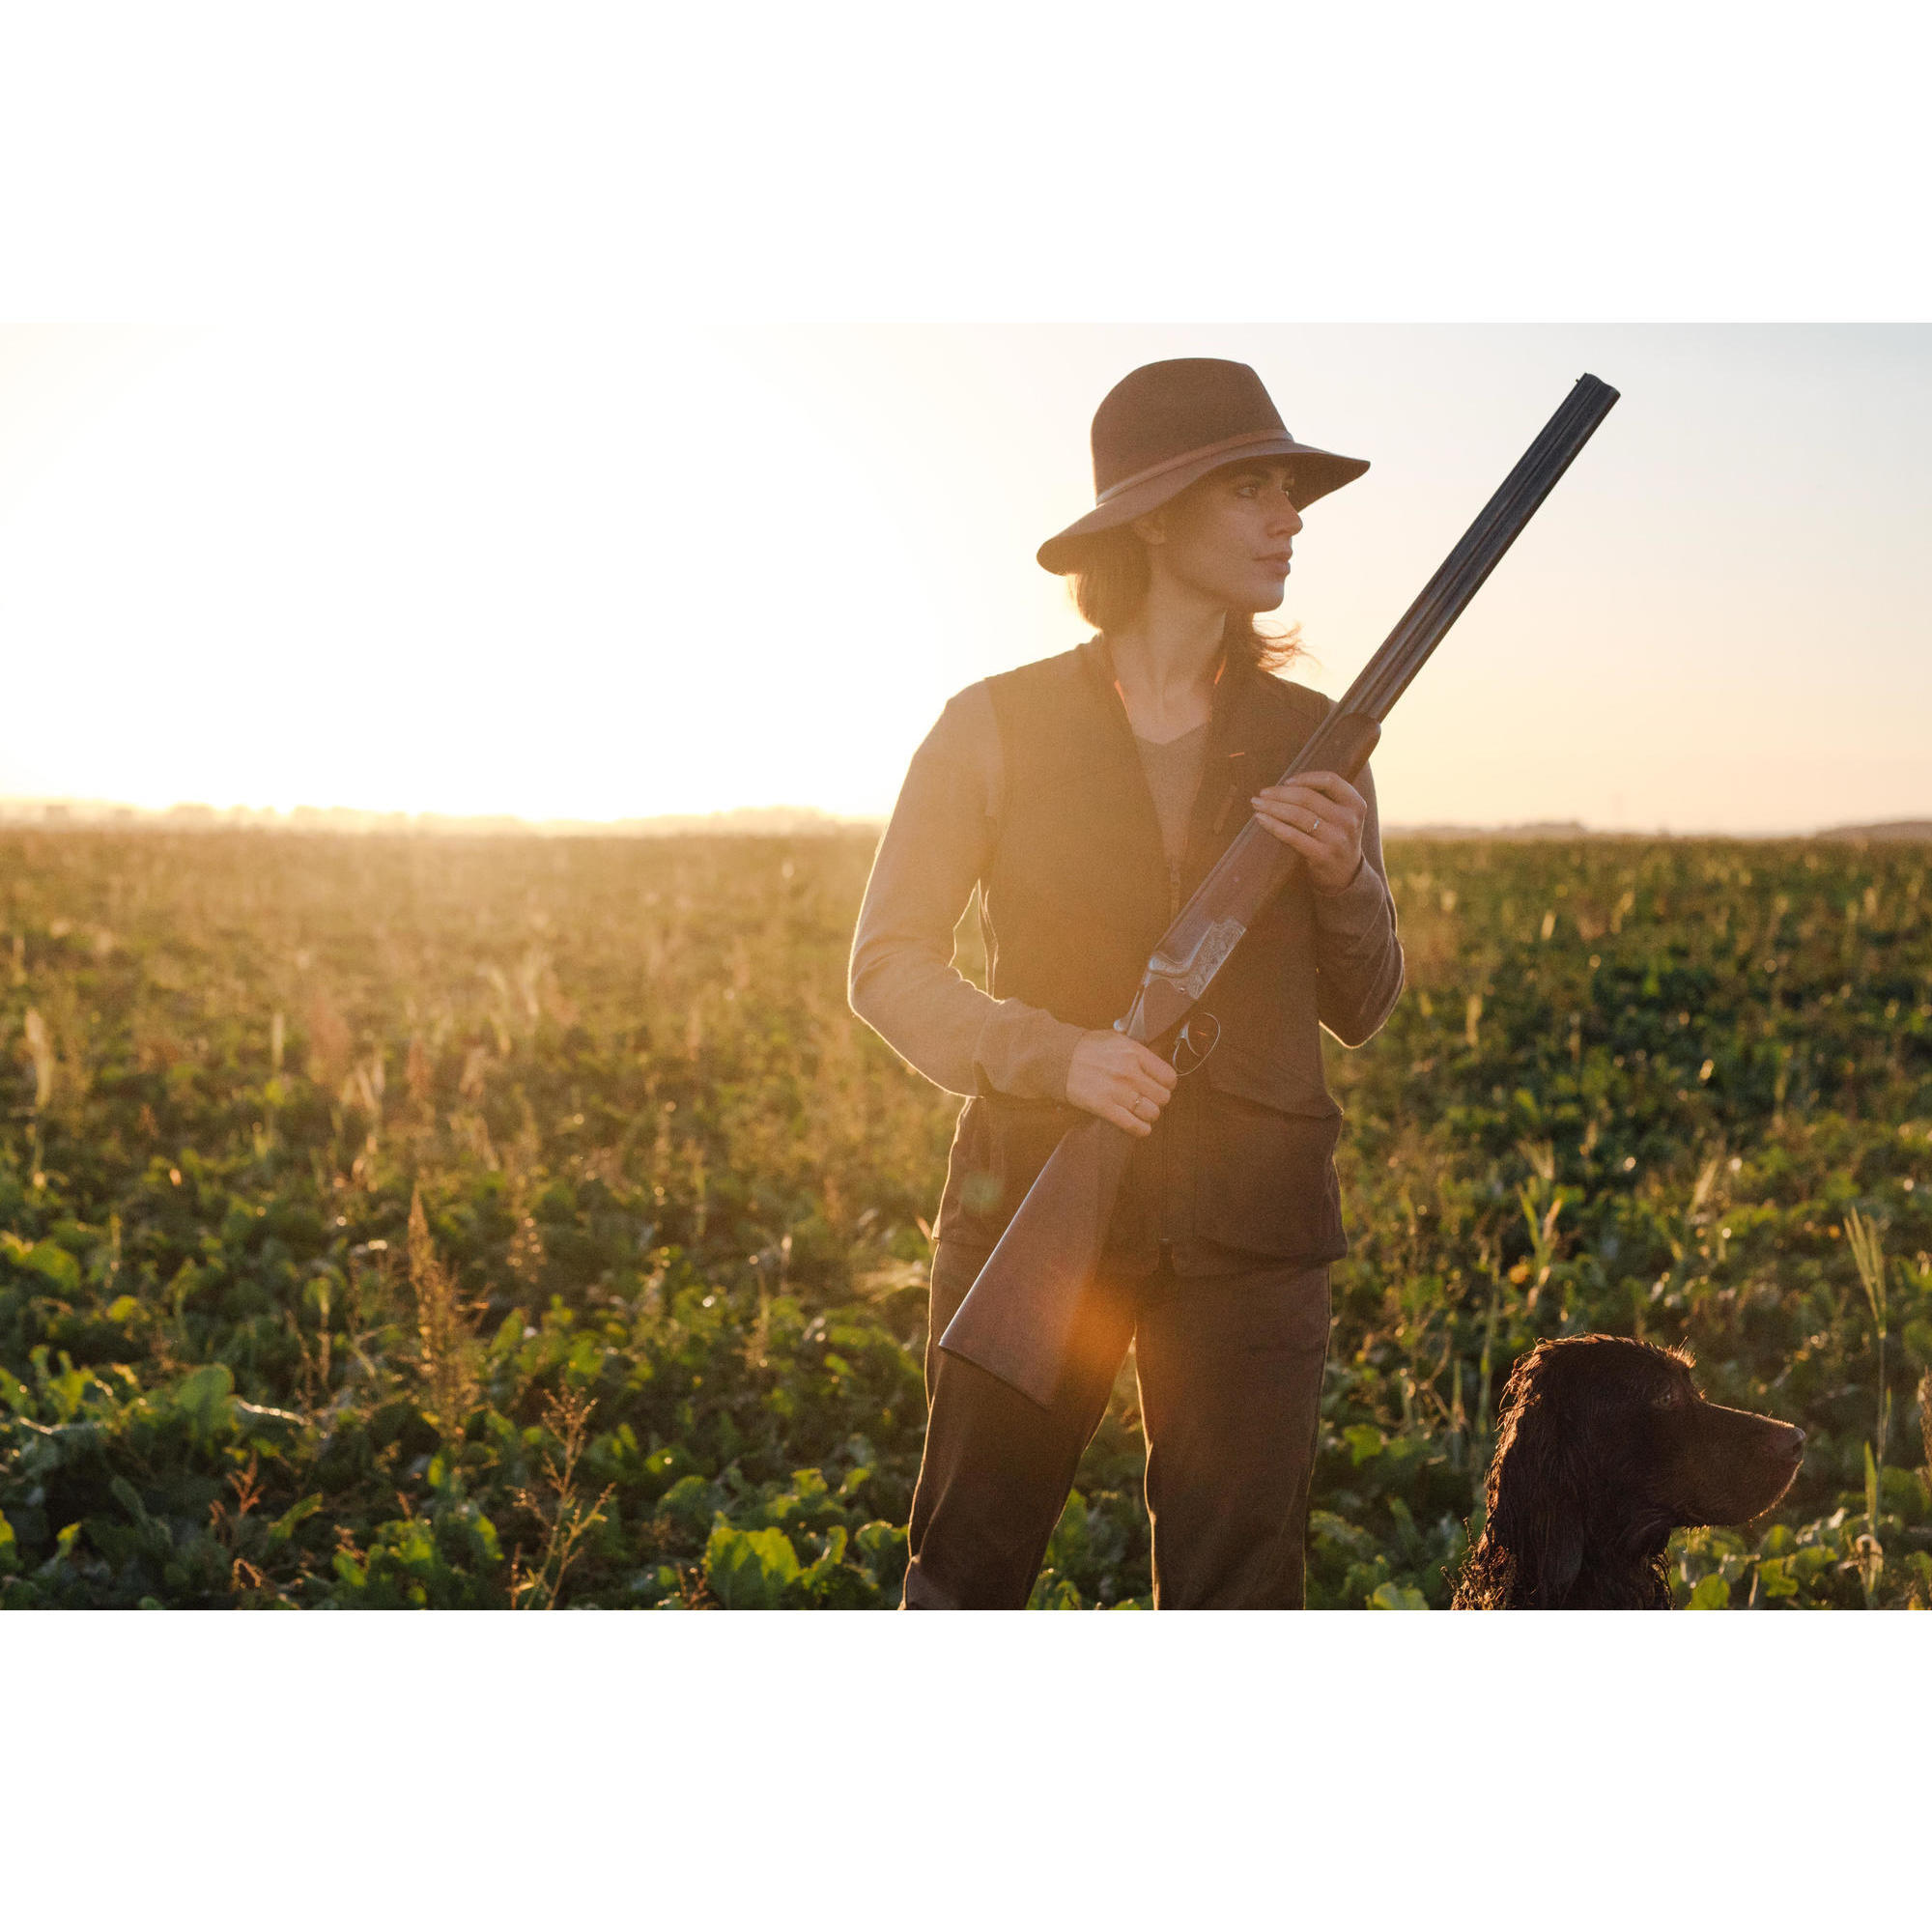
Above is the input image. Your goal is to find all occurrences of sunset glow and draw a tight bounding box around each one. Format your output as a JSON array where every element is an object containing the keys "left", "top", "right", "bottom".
[{"left": 3, "top": 323, "right": 1927, "bottom": 835}]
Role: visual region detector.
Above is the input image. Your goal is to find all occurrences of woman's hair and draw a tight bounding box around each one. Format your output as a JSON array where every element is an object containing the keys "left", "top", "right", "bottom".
[{"left": 1065, "top": 522, "right": 1306, "bottom": 674}]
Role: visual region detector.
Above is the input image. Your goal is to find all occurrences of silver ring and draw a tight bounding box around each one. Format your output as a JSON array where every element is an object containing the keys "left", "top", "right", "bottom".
[{"left": 1311, "top": 813, "right": 1321, "bottom": 833}]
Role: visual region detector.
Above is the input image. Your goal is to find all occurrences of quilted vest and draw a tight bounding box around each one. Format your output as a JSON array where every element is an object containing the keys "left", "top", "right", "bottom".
[{"left": 932, "top": 634, "right": 1349, "bottom": 1271}]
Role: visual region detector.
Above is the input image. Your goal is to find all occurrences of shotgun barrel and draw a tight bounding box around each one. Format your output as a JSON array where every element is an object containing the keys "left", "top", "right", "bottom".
[{"left": 938, "top": 374, "right": 1621, "bottom": 1409}]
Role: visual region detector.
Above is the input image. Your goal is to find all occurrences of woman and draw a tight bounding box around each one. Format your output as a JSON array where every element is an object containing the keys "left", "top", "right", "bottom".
[{"left": 848, "top": 357, "right": 1405, "bottom": 1608}]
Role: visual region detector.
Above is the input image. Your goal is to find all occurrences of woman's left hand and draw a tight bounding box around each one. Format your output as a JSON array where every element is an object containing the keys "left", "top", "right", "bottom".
[{"left": 1250, "top": 770, "right": 1367, "bottom": 895}]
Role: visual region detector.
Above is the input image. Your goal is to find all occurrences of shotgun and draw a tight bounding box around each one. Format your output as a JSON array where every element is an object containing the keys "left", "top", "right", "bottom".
[{"left": 938, "top": 373, "right": 1621, "bottom": 1408}]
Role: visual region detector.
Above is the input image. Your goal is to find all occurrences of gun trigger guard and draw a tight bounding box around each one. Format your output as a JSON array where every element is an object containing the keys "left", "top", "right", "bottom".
[{"left": 1170, "top": 1011, "right": 1221, "bottom": 1078}]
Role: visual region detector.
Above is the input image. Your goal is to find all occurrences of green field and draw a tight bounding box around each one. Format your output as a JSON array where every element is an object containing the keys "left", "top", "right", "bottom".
[{"left": 2, "top": 825, "right": 1928, "bottom": 1608}]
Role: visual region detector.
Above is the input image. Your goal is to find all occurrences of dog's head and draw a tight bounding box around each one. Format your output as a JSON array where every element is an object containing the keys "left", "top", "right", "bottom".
[{"left": 1477, "top": 1335, "right": 1805, "bottom": 1606}]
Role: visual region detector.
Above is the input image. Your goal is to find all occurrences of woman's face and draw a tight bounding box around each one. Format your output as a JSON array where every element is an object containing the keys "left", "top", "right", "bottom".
[{"left": 1138, "top": 460, "right": 1303, "bottom": 613}]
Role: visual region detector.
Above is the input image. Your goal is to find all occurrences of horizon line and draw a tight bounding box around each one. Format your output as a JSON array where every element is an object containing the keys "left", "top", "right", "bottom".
[{"left": 2, "top": 797, "right": 1928, "bottom": 844}]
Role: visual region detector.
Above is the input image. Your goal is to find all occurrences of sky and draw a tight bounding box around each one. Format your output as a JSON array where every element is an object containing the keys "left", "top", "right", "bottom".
[{"left": 2, "top": 321, "right": 1927, "bottom": 837}]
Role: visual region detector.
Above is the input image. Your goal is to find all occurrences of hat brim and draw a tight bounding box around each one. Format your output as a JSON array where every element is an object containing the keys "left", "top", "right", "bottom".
[{"left": 1037, "top": 437, "right": 1370, "bottom": 576}]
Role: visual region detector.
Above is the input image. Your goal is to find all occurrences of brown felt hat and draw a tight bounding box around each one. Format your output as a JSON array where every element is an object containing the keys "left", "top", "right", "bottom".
[{"left": 1037, "top": 357, "right": 1370, "bottom": 575}]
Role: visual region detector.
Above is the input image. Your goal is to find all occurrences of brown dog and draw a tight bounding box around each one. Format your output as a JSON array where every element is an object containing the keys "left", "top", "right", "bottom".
[{"left": 1452, "top": 1335, "right": 1805, "bottom": 1608}]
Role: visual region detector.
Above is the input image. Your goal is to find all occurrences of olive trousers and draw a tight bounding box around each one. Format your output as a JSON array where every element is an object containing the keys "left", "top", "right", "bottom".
[{"left": 901, "top": 1240, "right": 1332, "bottom": 1609}]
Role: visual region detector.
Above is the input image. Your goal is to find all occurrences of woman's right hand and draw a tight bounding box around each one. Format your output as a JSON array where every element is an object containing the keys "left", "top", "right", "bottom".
[{"left": 1065, "top": 1029, "right": 1179, "bottom": 1136}]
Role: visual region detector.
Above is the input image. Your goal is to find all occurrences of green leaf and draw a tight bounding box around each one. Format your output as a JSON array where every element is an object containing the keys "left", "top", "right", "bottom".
[
  {"left": 1044, "top": 1491, "right": 1091, "bottom": 1574},
  {"left": 1367, "top": 1581, "right": 1429, "bottom": 1610},
  {"left": 1901, "top": 1320, "right": 1932, "bottom": 1369},
  {"left": 0, "top": 1511, "right": 16, "bottom": 1574},
  {"left": 5, "top": 1239, "right": 81, "bottom": 1295},
  {"left": 171, "top": 1363, "right": 236, "bottom": 1443},
  {"left": 854, "top": 1520, "right": 908, "bottom": 1595},
  {"left": 267, "top": 1494, "right": 324, "bottom": 1548},
  {"left": 659, "top": 1474, "right": 725, "bottom": 1534},
  {"left": 1029, "top": 1575, "right": 1084, "bottom": 1610},
  {"left": 797, "top": 1524, "right": 851, "bottom": 1601},
  {"left": 642, "top": 1444, "right": 699, "bottom": 1498},
  {"left": 1688, "top": 1574, "right": 1731, "bottom": 1609},
  {"left": 109, "top": 1477, "right": 151, "bottom": 1523},
  {"left": 1344, "top": 1424, "right": 1386, "bottom": 1466},
  {"left": 704, "top": 1524, "right": 801, "bottom": 1609}
]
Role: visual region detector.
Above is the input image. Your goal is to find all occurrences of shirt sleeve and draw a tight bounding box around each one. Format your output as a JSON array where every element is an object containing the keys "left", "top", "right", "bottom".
[
  {"left": 1312, "top": 757, "right": 1405, "bottom": 1048},
  {"left": 848, "top": 683, "right": 1091, "bottom": 1101}
]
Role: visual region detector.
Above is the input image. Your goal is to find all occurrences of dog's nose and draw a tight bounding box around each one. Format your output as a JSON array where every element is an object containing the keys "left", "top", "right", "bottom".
[{"left": 1785, "top": 1427, "right": 1805, "bottom": 1457}]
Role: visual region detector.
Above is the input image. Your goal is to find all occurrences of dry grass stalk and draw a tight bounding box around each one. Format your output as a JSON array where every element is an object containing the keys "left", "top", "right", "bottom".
[
  {"left": 407, "top": 1184, "right": 480, "bottom": 1432},
  {"left": 508, "top": 1385, "right": 613, "bottom": 1609},
  {"left": 458, "top": 1043, "right": 491, "bottom": 1099},
  {"left": 502, "top": 1102, "right": 547, "bottom": 1289},
  {"left": 22, "top": 985, "right": 92, "bottom": 1127},
  {"left": 505, "top": 1178, "right": 546, "bottom": 1288},
  {"left": 305, "top": 989, "right": 353, "bottom": 1089},
  {"left": 1846, "top": 1208, "right": 1892, "bottom": 1607},
  {"left": 449, "top": 1109, "right": 497, "bottom": 1170},
  {"left": 22, "top": 1008, "right": 54, "bottom": 1112},
  {"left": 1846, "top": 1207, "right": 1891, "bottom": 1462},
  {"left": 290, "top": 1273, "right": 334, "bottom": 1416},
  {"left": 744, "top": 1233, "right": 790, "bottom": 1375},
  {"left": 405, "top": 1035, "right": 434, "bottom": 1113}
]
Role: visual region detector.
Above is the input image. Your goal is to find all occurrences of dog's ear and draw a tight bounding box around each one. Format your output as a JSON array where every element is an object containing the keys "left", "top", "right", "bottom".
[
  {"left": 1486, "top": 1357, "right": 1588, "bottom": 1607},
  {"left": 1516, "top": 1463, "right": 1586, "bottom": 1606}
]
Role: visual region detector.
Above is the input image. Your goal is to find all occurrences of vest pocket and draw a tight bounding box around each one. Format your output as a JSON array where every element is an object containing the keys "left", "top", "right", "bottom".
[
  {"left": 1193, "top": 1045, "right": 1345, "bottom": 1258},
  {"left": 1199, "top": 1039, "right": 1339, "bottom": 1118},
  {"left": 936, "top": 1094, "right": 1087, "bottom": 1247}
]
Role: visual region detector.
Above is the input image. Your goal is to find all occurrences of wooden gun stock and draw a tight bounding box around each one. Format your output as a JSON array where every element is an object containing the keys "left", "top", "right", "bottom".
[{"left": 933, "top": 1114, "right": 1136, "bottom": 1409}]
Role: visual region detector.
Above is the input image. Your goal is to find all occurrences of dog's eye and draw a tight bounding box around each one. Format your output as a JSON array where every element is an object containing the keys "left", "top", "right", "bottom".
[{"left": 1653, "top": 1385, "right": 1683, "bottom": 1409}]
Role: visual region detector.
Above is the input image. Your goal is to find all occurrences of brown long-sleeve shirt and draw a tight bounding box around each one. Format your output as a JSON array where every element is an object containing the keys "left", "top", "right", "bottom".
[{"left": 849, "top": 677, "right": 1405, "bottom": 1106}]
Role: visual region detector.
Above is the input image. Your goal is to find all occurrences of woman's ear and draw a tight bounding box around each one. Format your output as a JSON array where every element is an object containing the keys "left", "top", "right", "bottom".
[{"left": 1130, "top": 508, "right": 1167, "bottom": 547}]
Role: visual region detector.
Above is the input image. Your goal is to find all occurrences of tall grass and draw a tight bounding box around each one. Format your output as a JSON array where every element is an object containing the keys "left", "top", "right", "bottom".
[
  {"left": 1845, "top": 1207, "right": 1890, "bottom": 1607},
  {"left": 407, "top": 1183, "right": 479, "bottom": 1434}
]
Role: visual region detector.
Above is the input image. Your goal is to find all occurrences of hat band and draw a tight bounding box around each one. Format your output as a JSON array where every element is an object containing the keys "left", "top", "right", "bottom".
[{"left": 1094, "top": 428, "right": 1293, "bottom": 505}]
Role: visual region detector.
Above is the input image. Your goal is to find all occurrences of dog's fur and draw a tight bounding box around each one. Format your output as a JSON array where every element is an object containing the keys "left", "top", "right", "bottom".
[{"left": 1452, "top": 1335, "right": 1805, "bottom": 1609}]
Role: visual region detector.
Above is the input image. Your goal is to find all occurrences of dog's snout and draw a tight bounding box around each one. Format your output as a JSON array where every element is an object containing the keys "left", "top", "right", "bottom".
[{"left": 1782, "top": 1426, "right": 1805, "bottom": 1458}]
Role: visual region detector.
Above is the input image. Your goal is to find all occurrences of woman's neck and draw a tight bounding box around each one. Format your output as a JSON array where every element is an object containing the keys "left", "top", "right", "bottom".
[{"left": 1107, "top": 572, "right": 1228, "bottom": 737}]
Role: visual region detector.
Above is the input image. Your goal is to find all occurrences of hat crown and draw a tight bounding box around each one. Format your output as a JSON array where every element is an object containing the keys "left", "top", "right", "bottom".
[{"left": 1091, "top": 358, "right": 1290, "bottom": 497}]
